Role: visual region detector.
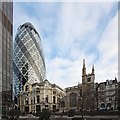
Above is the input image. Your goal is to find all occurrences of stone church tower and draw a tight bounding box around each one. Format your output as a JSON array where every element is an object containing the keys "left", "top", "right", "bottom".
[{"left": 82, "top": 59, "right": 95, "bottom": 84}]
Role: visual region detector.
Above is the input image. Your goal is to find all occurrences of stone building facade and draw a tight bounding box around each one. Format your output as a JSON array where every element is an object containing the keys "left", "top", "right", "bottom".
[
  {"left": 19, "top": 79, "right": 65, "bottom": 113},
  {"left": 65, "top": 84, "right": 82, "bottom": 111},
  {"left": 97, "top": 78, "right": 118, "bottom": 110}
]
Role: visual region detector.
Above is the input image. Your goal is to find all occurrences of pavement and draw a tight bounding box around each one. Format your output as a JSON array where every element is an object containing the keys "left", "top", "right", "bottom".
[
  {"left": 50, "top": 115, "right": 120, "bottom": 120},
  {"left": 18, "top": 114, "right": 39, "bottom": 120}
]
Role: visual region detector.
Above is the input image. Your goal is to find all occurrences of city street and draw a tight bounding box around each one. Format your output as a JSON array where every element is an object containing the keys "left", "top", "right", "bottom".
[{"left": 50, "top": 115, "right": 120, "bottom": 120}]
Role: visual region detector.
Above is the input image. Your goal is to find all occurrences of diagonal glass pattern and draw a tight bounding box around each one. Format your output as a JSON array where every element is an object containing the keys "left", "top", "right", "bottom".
[{"left": 13, "top": 22, "right": 46, "bottom": 95}]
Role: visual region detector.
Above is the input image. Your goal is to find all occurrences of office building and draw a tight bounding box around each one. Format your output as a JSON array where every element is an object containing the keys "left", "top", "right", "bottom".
[
  {"left": 13, "top": 22, "right": 46, "bottom": 96},
  {"left": 0, "top": 1, "right": 13, "bottom": 118}
]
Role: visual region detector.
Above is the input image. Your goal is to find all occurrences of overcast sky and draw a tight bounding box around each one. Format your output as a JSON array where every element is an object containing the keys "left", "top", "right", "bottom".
[{"left": 13, "top": 1, "right": 118, "bottom": 88}]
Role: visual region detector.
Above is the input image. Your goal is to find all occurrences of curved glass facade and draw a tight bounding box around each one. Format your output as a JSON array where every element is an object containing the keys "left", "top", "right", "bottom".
[{"left": 13, "top": 22, "right": 46, "bottom": 95}]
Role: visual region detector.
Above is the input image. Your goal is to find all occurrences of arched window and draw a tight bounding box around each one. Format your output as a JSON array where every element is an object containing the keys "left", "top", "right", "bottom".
[
  {"left": 101, "top": 103, "right": 105, "bottom": 108},
  {"left": 61, "top": 101, "right": 65, "bottom": 108},
  {"left": 106, "top": 103, "right": 111, "bottom": 109},
  {"left": 69, "top": 93, "right": 77, "bottom": 107}
]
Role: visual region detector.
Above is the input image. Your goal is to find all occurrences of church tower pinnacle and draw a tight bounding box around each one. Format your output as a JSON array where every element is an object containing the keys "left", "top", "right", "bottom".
[
  {"left": 92, "top": 64, "right": 94, "bottom": 74},
  {"left": 82, "top": 59, "right": 95, "bottom": 84},
  {"left": 82, "top": 59, "right": 86, "bottom": 84},
  {"left": 82, "top": 59, "right": 86, "bottom": 76}
]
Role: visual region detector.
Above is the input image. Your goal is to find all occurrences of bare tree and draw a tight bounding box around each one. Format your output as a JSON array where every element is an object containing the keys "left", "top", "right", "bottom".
[{"left": 78, "top": 83, "right": 97, "bottom": 119}]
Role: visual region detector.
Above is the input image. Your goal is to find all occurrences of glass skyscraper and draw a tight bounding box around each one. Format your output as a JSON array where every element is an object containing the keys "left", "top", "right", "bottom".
[
  {"left": 0, "top": 1, "right": 13, "bottom": 118},
  {"left": 13, "top": 22, "right": 46, "bottom": 96}
]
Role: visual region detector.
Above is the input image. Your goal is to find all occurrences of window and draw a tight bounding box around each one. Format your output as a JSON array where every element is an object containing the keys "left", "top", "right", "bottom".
[
  {"left": 37, "top": 95, "right": 40, "bottom": 103},
  {"left": 69, "top": 93, "right": 77, "bottom": 107},
  {"left": 46, "top": 95, "right": 48, "bottom": 103},
  {"left": 109, "top": 85, "right": 112, "bottom": 89},
  {"left": 109, "top": 97, "right": 112, "bottom": 101},
  {"left": 53, "top": 96, "right": 56, "bottom": 104},
  {"left": 25, "top": 98, "right": 29, "bottom": 105},
  {"left": 36, "top": 105, "right": 41, "bottom": 112},
  {"left": 45, "top": 105, "right": 48, "bottom": 108},
  {"left": 34, "top": 97, "right": 35, "bottom": 104},
  {"left": 101, "top": 86, "right": 105, "bottom": 90},
  {"left": 61, "top": 101, "right": 65, "bottom": 108},
  {"left": 25, "top": 85, "right": 29, "bottom": 91},
  {"left": 31, "top": 99, "right": 33, "bottom": 104},
  {"left": 87, "top": 77, "right": 91, "bottom": 82}
]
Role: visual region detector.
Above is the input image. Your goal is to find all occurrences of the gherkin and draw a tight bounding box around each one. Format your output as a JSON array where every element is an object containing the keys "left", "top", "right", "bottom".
[{"left": 13, "top": 22, "right": 46, "bottom": 95}]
